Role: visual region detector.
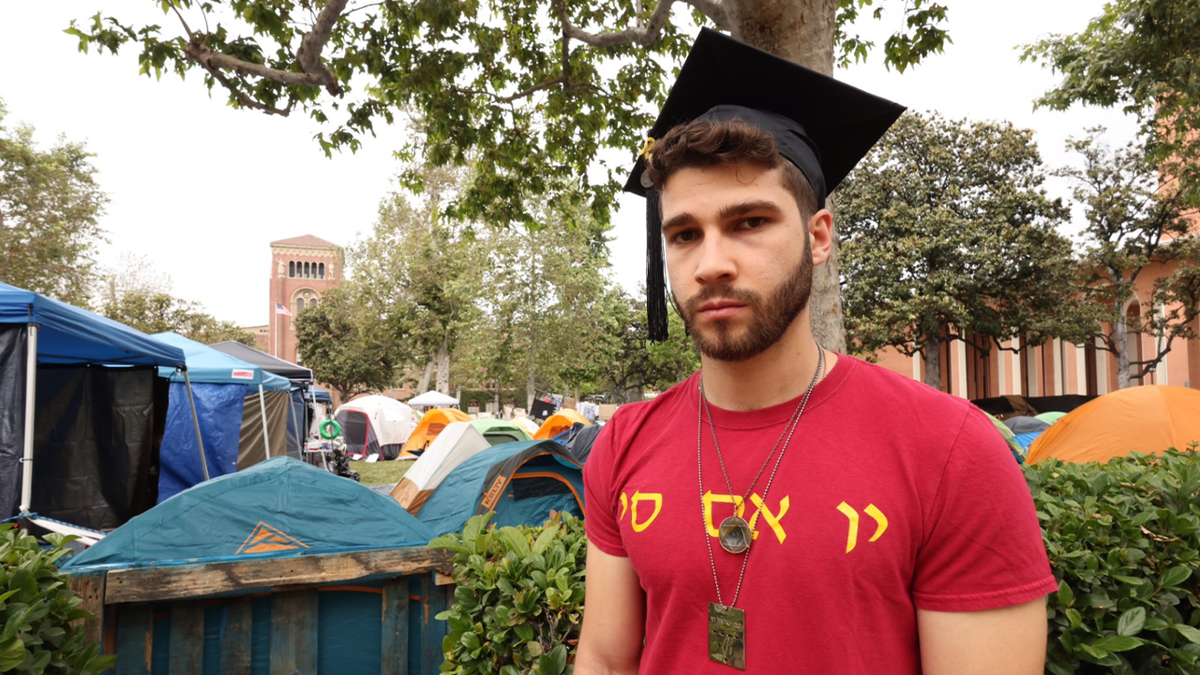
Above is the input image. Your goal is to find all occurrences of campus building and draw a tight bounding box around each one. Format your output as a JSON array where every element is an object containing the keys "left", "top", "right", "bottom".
[{"left": 243, "top": 235, "right": 342, "bottom": 362}]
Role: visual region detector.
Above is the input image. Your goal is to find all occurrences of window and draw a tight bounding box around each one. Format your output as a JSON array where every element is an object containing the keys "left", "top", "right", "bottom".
[
  {"left": 289, "top": 261, "right": 295, "bottom": 277},
  {"left": 319, "top": 262, "right": 325, "bottom": 279},
  {"left": 296, "top": 298, "right": 306, "bottom": 313}
]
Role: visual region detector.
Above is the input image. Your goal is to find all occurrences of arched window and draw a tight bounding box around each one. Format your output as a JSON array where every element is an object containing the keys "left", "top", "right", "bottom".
[
  {"left": 289, "top": 261, "right": 295, "bottom": 278},
  {"left": 306, "top": 262, "right": 312, "bottom": 278},
  {"left": 296, "top": 298, "right": 306, "bottom": 313},
  {"left": 319, "top": 262, "right": 325, "bottom": 279}
]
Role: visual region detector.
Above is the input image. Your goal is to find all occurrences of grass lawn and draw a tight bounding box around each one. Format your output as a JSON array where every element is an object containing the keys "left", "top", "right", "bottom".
[{"left": 355, "top": 458, "right": 415, "bottom": 486}]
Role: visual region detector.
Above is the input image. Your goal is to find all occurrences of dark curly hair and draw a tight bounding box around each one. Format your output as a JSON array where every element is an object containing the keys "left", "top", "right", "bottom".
[{"left": 644, "top": 117, "right": 818, "bottom": 221}]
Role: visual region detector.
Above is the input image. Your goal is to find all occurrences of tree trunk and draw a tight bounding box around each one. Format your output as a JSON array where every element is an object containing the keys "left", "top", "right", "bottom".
[
  {"left": 436, "top": 336, "right": 450, "bottom": 394},
  {"left": 1113, "top": 318, "right": 1132, "bottom": 389},
  {"left": 922, "top": 335, "right": 942, "bottom": 390},
  {"left": 494, "top": 379, "right": 501, "bottom": 415},
  {"left": 730, "top": 0, "right": 845, "bottom": 352},
  {"left": 526, "top": 370, "right": 536, "bottom": 411},
  {"left": 416, "top": 358, "right": 434, "bottom": 393}
]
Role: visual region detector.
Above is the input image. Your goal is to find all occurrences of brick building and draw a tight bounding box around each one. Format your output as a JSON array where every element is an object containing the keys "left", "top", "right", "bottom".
[{"left": 248, "top": 235, "right": 342, "bottom": 363}]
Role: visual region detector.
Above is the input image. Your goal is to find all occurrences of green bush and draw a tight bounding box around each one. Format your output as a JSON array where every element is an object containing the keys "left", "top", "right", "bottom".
[
  {"left": 429, "top": 512, "right": 585, "bottom": 675},
  {"left": 1029, "top": 450, "right": 1200, "bottom": 674},
  {"left": 0, "top": 525, "right": 115, "bottom": 674}
]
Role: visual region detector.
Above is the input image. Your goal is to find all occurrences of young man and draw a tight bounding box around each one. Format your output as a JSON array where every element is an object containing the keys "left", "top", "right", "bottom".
[{"left": 577, "top": 29, "right": 1057, "bottom": 674}]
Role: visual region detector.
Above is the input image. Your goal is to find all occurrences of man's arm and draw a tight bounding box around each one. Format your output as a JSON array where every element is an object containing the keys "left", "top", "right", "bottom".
[
  {"left": 574, "top": 542, "right": 645, "bottom": 675},
  {"left": 917, "top": 598, "right": 1048, "bottom": 675}
]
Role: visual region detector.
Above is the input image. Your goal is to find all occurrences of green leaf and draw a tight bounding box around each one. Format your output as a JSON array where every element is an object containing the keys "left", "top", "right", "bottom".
[
  {"left": 0, "top": 636, "right": 24, "bottom": 671},
  {"left": 1091, "top": 635, "right": 1143, "bottom": 653},
  {"left": 1173, "top": 624, "right": 1200, "bottom": 644},
  {"left": 1056, "top": 580, "right": 1075, "bottom": 607},
  {"left": 1117, "top": 607, "right": 1146, "bottom": 636},
  {"left": 1160, "top": 566, "right": 1192, "bottom": 588}
]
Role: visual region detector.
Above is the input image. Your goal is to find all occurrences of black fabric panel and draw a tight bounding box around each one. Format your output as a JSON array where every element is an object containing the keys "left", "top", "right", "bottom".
[
  {"left": 0, "top": 326, "right": 28, "bottom": 519},
  {"left": 529, "top": 400, "right": 555, "bottom": 422},
  {"left": 475, "top": 443, "right": 580, "bottom": 516},
  {"left": 512, "top": 476, "right": 572, "bottom": 500},
  {"left": 30, "top": 366, "right": 156, "bottom": 530}
]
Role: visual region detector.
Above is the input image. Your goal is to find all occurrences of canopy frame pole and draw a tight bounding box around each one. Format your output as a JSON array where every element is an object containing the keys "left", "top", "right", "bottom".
[
  {"left": 182, "top": 369, "right": 211, "bottom": 481},
  {"left": 287, "top": 390, "right": 301, "bottom": 456},
  {"left": 259, "top": 384, "right": 271, "bottom": 462},
  {"left": 18, "top": 325, "right": 38, "bottom": 514}
]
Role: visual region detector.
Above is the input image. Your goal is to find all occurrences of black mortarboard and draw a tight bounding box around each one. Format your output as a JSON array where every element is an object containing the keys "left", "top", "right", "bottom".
[{"left": 628, "top": 27, "right": 906, "bottom": 341}]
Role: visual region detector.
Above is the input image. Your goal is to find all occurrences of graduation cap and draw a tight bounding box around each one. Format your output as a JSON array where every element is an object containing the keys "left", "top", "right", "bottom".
[{"left": 628, "top": 27, "right": 906, "bottom": 341}]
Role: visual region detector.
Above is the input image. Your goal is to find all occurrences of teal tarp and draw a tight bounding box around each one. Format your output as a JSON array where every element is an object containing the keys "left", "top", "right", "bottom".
[
  {"left": 151, "top": 333, "right": 290, "bottom": 390},
  {"left": 65, "top": 457, "right": 435, "bottom": 571},
  {"left": 417, "top": 440, "right": 585, "bottom": 537}
]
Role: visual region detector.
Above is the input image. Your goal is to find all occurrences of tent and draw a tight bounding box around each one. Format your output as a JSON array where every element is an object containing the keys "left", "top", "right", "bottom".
[
  {"left": 390, "top": 422, "right": 493, "bottom": 513},
  {"left": 1035, "top": 411, "right": 1066, "bottom": 425},
  {"left": 334, "top": 395, "right": 416, "bottom": 460},
  {"left": 565, "top": 423, "right": 604, "bottom": 465},
  {"left": 209, "top": 341, "right": 313, "bottom": 457},
  {"left": 416, "top": 440, "right": 585, "bottom": 537},
  {"left": 64, "top": 457, "right": 434, "bottom": 570},
  {"left": 470, "top": 419, "right": 532, "bottom": 446},
  {"left": 984, "top": 412, "right": 1026, "bottom": 463},
  {"left": 1003, "top": 416, "right": 1050, "bottom": 435},
  {"left": 534, "top": 409, "right": 591, "bottom": 440},
  {"left": 151, "top": 333, "right": 292, "bottom": 503},
  {"left": 402, "top": 408, "right": 472, "bottom": 456},
  {"left": 407, "top": 391, "right": 459, "bottom": 408},
  {"left": 1026, "top": 386, "right": 1200, "bottom": 465},
  {"left": 971, "top": 394, "right": 1095, "bottom": 421},
  {"left": 0, "top": 282, "right": 191, "bottom": 534},
  {"left": 512, "top": 417, "right": 541, "bottom": 438}
]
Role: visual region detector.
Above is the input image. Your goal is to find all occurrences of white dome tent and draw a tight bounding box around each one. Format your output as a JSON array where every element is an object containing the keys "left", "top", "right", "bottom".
[
  {"left": 389, "top": 422, "right": 491, "bottom": 513},
  {"left": 333, "top": 395, "right": 415, "bottom": 460}
]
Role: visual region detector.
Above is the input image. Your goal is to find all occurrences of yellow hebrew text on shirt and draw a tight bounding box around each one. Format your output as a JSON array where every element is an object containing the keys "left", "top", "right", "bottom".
[
  {"left": 619, "top": 492, "right": 628, "bottom": 520},
  {"left": 747, "top": 494, "right": 790, "bottom": 544},
  {"left": 630, "top": 491, "right": 663, "bottom": 532},
  {"left": 702, "top": 492, "right": 748, "bottom": 537},
  {"left": 837, "top": 502, "right": 888, "bottom": 553}
]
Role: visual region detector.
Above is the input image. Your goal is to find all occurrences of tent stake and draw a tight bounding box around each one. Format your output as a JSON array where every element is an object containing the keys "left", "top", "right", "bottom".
[
  {"left": 18, "top": 324, "right": 38, "bottom": 514},
  {"left": 182, "top": 369, "right": 211, "bottom": 481},
  {"left": 259, "top": 384, "right": 271, "bottom": 462}
]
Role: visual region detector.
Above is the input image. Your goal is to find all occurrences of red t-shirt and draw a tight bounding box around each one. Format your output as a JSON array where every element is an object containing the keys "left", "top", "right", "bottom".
[{"left": 584, "top": 355, "right": 1057, "bottom": 673}]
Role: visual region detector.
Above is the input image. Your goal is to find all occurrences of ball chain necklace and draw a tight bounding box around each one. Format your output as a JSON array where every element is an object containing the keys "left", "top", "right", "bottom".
[{"left": 698, "top": 345, "right": 824, "bottom": 670}]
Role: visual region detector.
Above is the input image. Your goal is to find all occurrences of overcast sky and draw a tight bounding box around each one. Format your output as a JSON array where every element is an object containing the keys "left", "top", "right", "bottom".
[{"left": 0, "top": 2, "right": 1137, "bottom": 327}]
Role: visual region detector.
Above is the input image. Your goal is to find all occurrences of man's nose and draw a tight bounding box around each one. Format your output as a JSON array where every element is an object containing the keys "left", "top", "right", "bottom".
[{"left": 693, "top": 235, "right": 736, "bottom": 285}]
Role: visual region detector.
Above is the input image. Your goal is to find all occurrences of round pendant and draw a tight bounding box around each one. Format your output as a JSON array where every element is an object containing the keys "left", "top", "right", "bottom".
[{"left": 718, "top": 516, "right": 753, "bottom": 554}]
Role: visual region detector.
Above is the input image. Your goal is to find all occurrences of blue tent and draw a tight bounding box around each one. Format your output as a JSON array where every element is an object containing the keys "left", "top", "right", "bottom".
[
  {"left": 0, "top": 282, "right": 189, "bottom": 530},
  {"left": 417, "top": 440, "right": 585, "bottom": 537},
  {"left": 150, "top": 333, "right": 293, "bottom": 503},
  {"left": 65, "top": 457, "right": 435, "bottom": 570},
  {"left": 312, "top": 386, "right": 333, "bottom": 404}
]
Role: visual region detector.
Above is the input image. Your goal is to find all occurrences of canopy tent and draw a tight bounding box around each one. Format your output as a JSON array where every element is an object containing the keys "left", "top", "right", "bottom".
[
  {"left": 150, "top": 333, "right": 292, "bottom": 502},
  {"left": 469, "top": 419, "right": 532, "bottom": 446},
  {"left": 334, "top": 395, "right": 416, "bottom": 460},
  {"left": 1026, "top": 386, "right": 1200, "bottom": 465},
  {"left": 534, "top": 409, "right": 591, "bottom": 440},
  {"left": 565, "top": 423, "right": 604, "bottom": 465},
  {"left": 416, "top": 440, "right": 585, "bottom": 537},
  {"left": 390, "top": 422, "right": 492, "bottom": 513},
  {"left": 402, "top": 408, "right": 472, "bottom": 456},
  {"left": 1035, "top": 411, "right": 1067, "bottom": 425},
  {"left": 0, "top": 282, "right": 194, "bottom": 534},
  {"left": 312, "top": 386, "right": 333, "bottom": 404},
  {"left": 971, "top": 394, "right": 1095, "bottom": 421},
  {"left": 407, "top": 391, "right": 460, "bottom": 408},
  {"left": 984, "top": 412, "right": 1026, "bottom": 463},
  {"left": 208, "top": 341, "right": 313, "bottom": 381},
  {"left": 1003, "top": 416, "right": 1050, "bottom": 436},
  {"left": 64, "top": 457, "right": 435, "bottom": 571}
]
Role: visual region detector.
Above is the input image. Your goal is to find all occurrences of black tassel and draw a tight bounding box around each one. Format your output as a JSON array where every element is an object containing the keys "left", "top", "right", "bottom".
[{"left": 646, "top": 189, "right": 668, "bottom": 342}]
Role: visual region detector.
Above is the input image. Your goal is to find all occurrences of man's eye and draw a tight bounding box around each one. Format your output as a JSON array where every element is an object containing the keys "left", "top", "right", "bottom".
[
  {"left": 742, "top": 217, "right": 767, "bottom": 229},
  {"left": 673, "top": 230, "right": 697, "bottom": 243}
]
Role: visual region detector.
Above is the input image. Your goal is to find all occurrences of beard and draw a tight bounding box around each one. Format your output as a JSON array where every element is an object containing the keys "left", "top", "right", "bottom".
[{"left": 677, "top": 242, "right": 813, "bottom": 362}]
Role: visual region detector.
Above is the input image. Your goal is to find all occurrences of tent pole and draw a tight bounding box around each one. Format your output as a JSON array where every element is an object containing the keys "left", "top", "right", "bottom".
[
  {"left": 259, "top": 384, "right": 271, "bottom": 462},
  {"left": 288, "top": 390, "right": 301, "bottom": 456},
  {"left": 182, "top": 369, "right": 211, "bottom": 481},
  {"left": 18, "top": 325, "right": 38, "bottom": 514}
]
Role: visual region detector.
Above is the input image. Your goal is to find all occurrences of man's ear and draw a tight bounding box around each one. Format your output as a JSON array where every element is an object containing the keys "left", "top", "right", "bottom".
[{"left": 808, "top": 209, "right": 834, "bottom": 266}]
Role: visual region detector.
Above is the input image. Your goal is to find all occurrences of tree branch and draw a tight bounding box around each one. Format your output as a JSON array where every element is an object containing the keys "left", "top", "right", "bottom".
[
  {"left": 296, "top": 0, "right": 348, "bottom": 95},
  {"left": 680, "top": 0, "right": 732, "bottom": 30},
  {"left": 564, "top": 0, "right": 678, "bottom": 47}
]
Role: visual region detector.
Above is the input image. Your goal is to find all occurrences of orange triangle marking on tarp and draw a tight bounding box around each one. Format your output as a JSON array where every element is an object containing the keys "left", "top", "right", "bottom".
[{"left": 236, "top": 522, "right": 311, "bottom": 555}]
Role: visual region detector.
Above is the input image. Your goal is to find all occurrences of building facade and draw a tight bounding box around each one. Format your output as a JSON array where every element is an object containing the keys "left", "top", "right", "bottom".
[{"left": 257, "top": 235, "right": 342, "bottom": 363}]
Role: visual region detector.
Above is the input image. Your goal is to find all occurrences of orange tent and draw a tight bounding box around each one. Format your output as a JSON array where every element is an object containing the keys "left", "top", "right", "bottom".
[
  {"left": 1026, "top": 385, "right": 1200, "bottom": 465},
  {"left": 401, "top": 408, "right": 472, "bottom": 456},
  {"left": 534, "top": 409, "right": 591, "bottom": 440}
]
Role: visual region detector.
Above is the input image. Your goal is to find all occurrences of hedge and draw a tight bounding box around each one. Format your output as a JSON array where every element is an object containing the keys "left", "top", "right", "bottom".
[{"left": 432, "top": 450, "right": 1200, "bottom": 674}]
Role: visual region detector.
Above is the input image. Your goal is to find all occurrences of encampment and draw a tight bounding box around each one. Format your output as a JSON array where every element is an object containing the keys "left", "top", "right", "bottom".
[
  {"left": 0, "top": 282, "right": 189, "bottom": 536},
  {"left": 416, "top": 440, "right": 585, "bottom": 536},
  {"left": 470, "top": 418, "right": 532, "bottom": 446},
  {"left": 209, "top": 341, "right": 315, "bottom": 456},
  {"left": 565, "top": 424, "right": 604, "bottom": 465},
  {"left": 1026, "top": 386, "right": 1200, "bottom": 465},
  {"left": 390, "top": 422, "right": 493, "bottom": 513},
  {"left": 151, "top": 332, "right": 293, "bottom": 503},
  {"left": 534, "top": 409, "right": 590, "bottom": 440},
  {"left": 334, "top": 395, "right": 416, "bottom": 460},
  {"left": 402, "top": 407, "right": 472, "bottom": 456},
  {"left": 984, "top": 412, "right": 1026, "bottom": 462}
]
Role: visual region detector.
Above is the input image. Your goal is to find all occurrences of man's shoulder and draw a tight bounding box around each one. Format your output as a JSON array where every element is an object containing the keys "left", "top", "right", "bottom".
[
  {"left": 839, "top": 354, "right": 973, "bottom": 415},
  {"left": 599, "top": 374, "right": 697, "bottom": 447}
]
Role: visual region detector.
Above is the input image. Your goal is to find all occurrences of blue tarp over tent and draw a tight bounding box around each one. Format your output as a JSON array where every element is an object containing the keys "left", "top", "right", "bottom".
[
  {"left": 150, "top": 333, "right": 293, "bottom": 503},
  {"left": 0, "top": 281, "right": 186, "bottom": 366},
  {"left": 65, "top": 457, "right": 436, "bottom": 570},
  {"left": 417, "top": 440, "right": 585, "bottom": 537}
]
